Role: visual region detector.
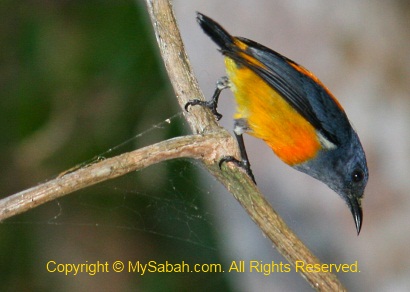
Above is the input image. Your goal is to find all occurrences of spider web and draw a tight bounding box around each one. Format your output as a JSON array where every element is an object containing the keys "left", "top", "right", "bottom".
[
  {"left": 1, "top": 113, "right": 240, "bottom": 291},
  {"left": 6, "top": 113, "right": 221, "bottom": 250}
]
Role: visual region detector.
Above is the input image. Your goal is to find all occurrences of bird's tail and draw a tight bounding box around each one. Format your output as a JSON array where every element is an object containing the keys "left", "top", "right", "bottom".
[{"left": 196, "top": 12, "right": 235, "bottom": 51}]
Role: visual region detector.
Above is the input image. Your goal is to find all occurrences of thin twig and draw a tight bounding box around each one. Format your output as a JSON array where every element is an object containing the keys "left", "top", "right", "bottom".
[{"left": 0, "top": 133, "right": 234, "bottom": 221}]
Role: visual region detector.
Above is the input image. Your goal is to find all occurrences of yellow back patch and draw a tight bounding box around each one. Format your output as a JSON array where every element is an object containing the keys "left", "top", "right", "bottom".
[{"left": 225, "top": 57, "right": 322, "bottom": 165}]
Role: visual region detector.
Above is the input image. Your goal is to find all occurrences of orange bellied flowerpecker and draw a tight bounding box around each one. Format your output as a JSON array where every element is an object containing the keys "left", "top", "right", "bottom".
[{"left": 186, "top": 13, "right": 369, "bottom": 234}]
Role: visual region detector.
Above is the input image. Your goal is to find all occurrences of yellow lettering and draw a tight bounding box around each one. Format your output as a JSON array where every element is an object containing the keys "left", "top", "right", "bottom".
[
  {"left": 46, "top": 261, "right": 56, "bottom": 272},
  {"left": 148, "top": 260, "right": 157, "bottom": 272},
  {"left": 229, "top": 261, "right": 240, "bottom": 272},
  {"left": 295, "top": 260, "right": 305, "bottom": 272},
  {"left": 249, "top": 260, "right": 260, "bottom": 272},
  {"left": 350, "top": 261, "right": 358, "bottom": 272}
]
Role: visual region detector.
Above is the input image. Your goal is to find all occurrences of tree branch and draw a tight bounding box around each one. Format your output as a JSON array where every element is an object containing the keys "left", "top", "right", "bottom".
[
  {"left": 0, "top": 0, "right": 346, "bottom": 290},
  {"left": 0, "top": 133, "right": 235, "bottom": 221}
]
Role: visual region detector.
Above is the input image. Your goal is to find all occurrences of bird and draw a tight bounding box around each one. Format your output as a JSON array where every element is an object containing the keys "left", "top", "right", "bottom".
[{"left": 185, "top": 12, "right": 369, "bottom": 234}]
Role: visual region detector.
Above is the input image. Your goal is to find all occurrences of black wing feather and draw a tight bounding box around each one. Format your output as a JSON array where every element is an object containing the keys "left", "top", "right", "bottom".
[
  {"left": 226, "top": 37, "right": 341, "bottom": 145},
  {"left": 197, "top": 12, "right": 348, "bottom": 145}
]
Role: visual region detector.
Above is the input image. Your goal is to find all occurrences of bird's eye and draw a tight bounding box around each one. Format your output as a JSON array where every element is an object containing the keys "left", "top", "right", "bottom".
[{"left": 352, "top": 169, "right": 364, "bottom": 183}]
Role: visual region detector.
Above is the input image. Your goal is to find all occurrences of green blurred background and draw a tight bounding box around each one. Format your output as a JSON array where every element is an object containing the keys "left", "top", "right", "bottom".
[{"left": 0, "top": 1, "right": 230, "bottom": 291}]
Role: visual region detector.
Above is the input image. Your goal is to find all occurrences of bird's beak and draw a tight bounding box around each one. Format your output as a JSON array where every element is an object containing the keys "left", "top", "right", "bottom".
[{"left": 347, "top": 196, "right": 363, "bottom": 235}]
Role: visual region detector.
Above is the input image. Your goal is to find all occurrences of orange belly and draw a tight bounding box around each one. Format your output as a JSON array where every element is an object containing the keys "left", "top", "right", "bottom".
[{"left": 225, "top": 57, "right": 322, "bottom": 165}]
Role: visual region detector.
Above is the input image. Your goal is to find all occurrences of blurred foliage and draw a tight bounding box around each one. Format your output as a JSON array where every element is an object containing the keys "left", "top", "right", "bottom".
[{"left": 0, "top": 1, "right": 230, "bottom": 291}]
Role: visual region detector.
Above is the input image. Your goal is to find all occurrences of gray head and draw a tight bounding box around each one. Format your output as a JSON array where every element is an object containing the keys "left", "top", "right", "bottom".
[{"left": 295, "top": 129, "right": 368, "bottom": 234}]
